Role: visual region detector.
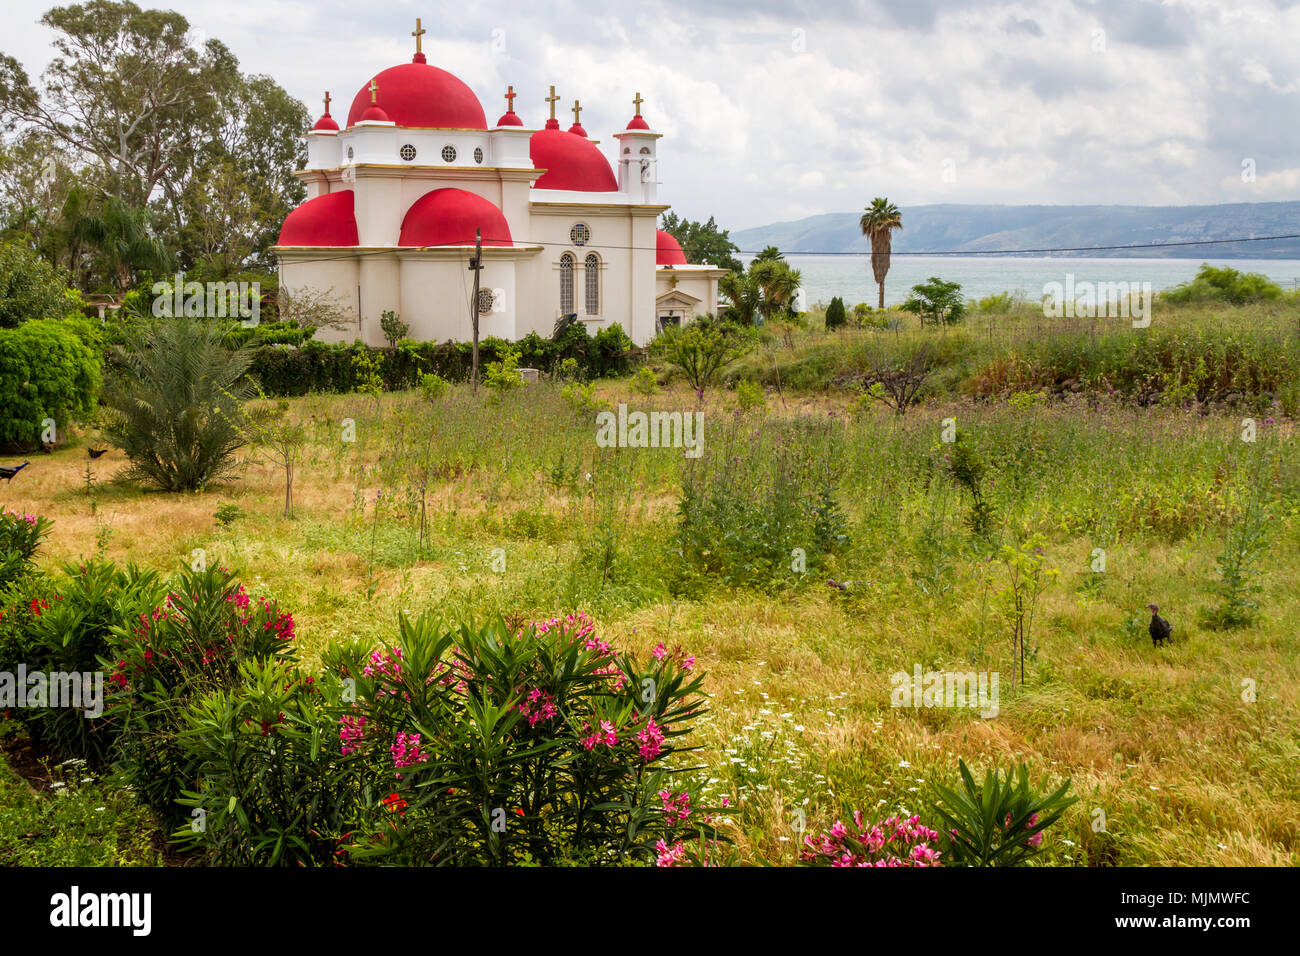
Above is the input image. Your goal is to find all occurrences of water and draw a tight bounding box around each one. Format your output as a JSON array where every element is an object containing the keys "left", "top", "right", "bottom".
[{"left": 735, "top": 256, "right": 1300, "bottom": 310}]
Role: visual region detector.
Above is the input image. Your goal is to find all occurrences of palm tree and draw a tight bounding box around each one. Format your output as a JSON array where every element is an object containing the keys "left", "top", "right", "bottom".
[
  {"left": 71, "top": 196, "right": 174, "bottom": 295},
  {"left": 753, "top": 245, "right": 785, "bottom": 263},
  {"left": 860, "top": 198, "right": 903, "bottom": 310},
  {"left": 719, "top": 270, "right": 762, "bottom": 325},
  {"left": 751, "top": 259, "right": 802, "bottom": 322}
]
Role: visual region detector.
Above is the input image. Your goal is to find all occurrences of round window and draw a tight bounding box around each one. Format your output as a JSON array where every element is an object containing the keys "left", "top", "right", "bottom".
[
  {"left": 476, "top": 289, "right": 496, "bottom": 315},
  {"left": 441, "top": 145, "right": 457, "bottom": 162},
  {"left": 399, "top": 143, "right": 417, "bottom": 161},
  {"left": 569, "top": 223, "right": 591, "bottom": 246},
  {"left": 474, "top": 147, "right": 484, "bottom": 164},
  {"left": 347, "top": 146, "right": 354, "bottom": 160},
  {"left": 639, "top": 146, "right": 651, "bottom": 154}
]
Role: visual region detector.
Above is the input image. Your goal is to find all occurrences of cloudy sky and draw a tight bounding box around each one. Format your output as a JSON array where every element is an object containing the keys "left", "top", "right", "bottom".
[{"left": 4, "top": 0, "right": 1298, "bottom": 230}]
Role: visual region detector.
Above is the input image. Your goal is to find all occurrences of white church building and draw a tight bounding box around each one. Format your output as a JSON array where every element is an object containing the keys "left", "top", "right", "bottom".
[{"left": 274, "top": 23, "right": 729, "bottom": 348}]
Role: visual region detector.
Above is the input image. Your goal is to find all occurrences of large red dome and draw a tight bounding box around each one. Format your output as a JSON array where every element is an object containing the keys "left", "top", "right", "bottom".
[
  {"left": 347, "top": 60, "right": 487, "bottom": 130},
  {"left": 530, "top": 128, "right": 618, "bottom": 192},
  {"left": 399, "top": 188, "right": 513, "bottom": 247},
  {"left": 656, "top": 230, "right": 688, "bottom": 265},
  {"left": 277, "top": 190, "right": 358, "bottom": 246}
]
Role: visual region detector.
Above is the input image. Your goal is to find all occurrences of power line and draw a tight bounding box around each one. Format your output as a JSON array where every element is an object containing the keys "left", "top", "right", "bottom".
[{"left": 274, "top": 231, "right": 1300, "bottom": 266}]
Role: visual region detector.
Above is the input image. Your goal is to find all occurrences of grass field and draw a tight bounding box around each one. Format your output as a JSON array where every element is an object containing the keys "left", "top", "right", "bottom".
[{"left": 9, "top": 314, "right": 1299, "bottom": 865}]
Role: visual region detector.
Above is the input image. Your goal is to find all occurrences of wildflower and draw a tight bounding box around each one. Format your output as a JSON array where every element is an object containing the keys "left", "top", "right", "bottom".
[{"left": 655, "top": 839, "right": 687, "bottom": 867}]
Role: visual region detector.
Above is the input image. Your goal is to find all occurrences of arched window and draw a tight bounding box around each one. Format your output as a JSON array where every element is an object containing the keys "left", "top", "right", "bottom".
[
  {"left": 559, "top": 253, "right": 574, "bottom": 314},
  {"left": 584, "top": 253, "right": 600, "bottom": 315}
]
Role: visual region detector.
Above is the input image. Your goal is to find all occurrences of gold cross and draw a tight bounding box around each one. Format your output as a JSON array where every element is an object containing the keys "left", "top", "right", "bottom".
[
  {"left": 323, "top": 91, "right": 331, "bottom": 114},
  {"left": 632, "top": 91, "right": 644, "bottom": 115},
  {"left": 504, "top": 85, "right": 516, "bottom": 111},
  {"left": 369, "top": 79, "right": 379, "bottom": 104},
  {"left": 412, "top": 18, "right": 426, "bottom": 54},
  {"left": 545, "top": 85, "right": 559, "bottom": 119},
  {"left": 571, "top": 100, "right": 582, "bottom": 124}
]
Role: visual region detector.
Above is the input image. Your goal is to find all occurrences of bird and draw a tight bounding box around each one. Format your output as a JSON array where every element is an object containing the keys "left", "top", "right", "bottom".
[
  {"left": 88, "top": 447, "right": 108, "bottom": 459},
  {"left": 1147, "top": 604, "right": 1172, "bottom": 647},
  {"left": 0, "top": 461, "right": 29, "bottom": 483},
  {"left": 40, "top": 441, "right": 55, "bottom": 454}
]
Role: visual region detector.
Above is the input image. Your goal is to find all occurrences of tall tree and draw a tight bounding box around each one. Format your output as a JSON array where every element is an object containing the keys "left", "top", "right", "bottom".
[
  {"left": 660, "top": 212, "right": 743, "bottom": 273},
  {"left": 860, "top": 197, "right": 903, "bottom": 310},
  {"left": 71, "top": 195, "right": 173, "bottom": 293}
]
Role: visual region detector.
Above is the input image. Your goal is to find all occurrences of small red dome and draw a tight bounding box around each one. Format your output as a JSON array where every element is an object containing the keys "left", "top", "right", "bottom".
[
  {"left": 496, "top": 110, "right": 523, "bottom": 126},
  {"left": 312, "top": 113, "right": 339, "bottom": 132},
  {"left": 358, "top": 104, "right": 391, "bottom": 123},
  {"left": 530, "top": 128, "right": 617, "bottom": 192},
  {"left": 399, "top": 188, "right": 513, "bottom": 247},
  {"left": 347, "top": 60, "right": 487, "bottom": 129},
  {"left": 568, "top": 122, "right": 588, "bottom": 138},
  {"left": 278, "top": 191, "right": 359, "bottom": 247},
  {"left": 656, "top": 230, "right": 688, "bottom": 266},
  {"left": 627, "top": 114, "right": 650, "bottom": 130}
]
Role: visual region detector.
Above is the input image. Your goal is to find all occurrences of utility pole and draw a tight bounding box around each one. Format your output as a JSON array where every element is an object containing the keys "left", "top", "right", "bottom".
[{"left": 469, "top": 228, "right": 482, "bottom": 393}]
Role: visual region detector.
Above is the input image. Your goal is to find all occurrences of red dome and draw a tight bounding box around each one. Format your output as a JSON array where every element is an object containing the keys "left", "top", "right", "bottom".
[
  {"left": 347, "top": 60, "right": 487, "bottom": 130},
  {"left": 357, "top": 104, "right": 391, "bottom": 123},
  {"left": 656, "top": 230, "right": 688, "bottom": 266},
  {"left": 568, "top": 121, "right": 588, "bottom": 138},
  {"left": 277, "top": 191, "right": 359, "bottom": 247},
  {"left": 399, "top": 188, "right": 513, "bottom": 247},
  {"left": 312, "top": 112, "right": 339, "bottom": 132},
  {"left": 496, "top": 110, "right": 523, "bottom": 126},
  {"left": 626, "top": 114, "right": 650, "bottom": 130},
  {"left": 530, "top": 128, "right": 618, "bottom": 192}
]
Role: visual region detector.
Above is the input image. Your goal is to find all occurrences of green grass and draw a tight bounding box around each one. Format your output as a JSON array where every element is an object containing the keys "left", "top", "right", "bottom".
[{"left": 7, "top": 300, "right": 1300, "bottom": 866}]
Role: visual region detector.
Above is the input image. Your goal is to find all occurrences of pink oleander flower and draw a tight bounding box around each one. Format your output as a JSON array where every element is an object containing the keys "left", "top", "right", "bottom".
[
  {"left": 655, "top": 839, "right": 687, "bottom": 867},
  {"left": 652, "top": 643, "right": 667, "bottom": 660},
  {"left": 637, "top": 717, "right": 666, "bottom": 761},
  {"left": 658, "top": 789, "right": 691, "bottom": 824},
  {"left": 339, "top": 714, "right": 368, "bottom": 756},
  {"left": 391, "top": 732, "right": 429, "bottom": 775}
]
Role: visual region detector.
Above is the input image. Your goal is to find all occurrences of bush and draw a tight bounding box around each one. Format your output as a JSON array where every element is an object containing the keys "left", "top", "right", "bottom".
[
  {"left": 102, "top": 317, "right": 255, "bottom": 491},
  {"left": 0, "top": 241, "right": 80, "bottom": 329},
  {"left": 651, "top": 315, "right": 755, "bottom": 395},
  {"left": 322, "top": 613, "right": 719, "bottom": 866},
  {"left": 0, "top": 320, "right": 101, "bottom": 450},
  {"left": 825, "top": 296, "right": 847, "bottom": 330},
  {"left": 482, "top": 346, "right": 525, "bottom": 398},
  {"left": 1161, "top": 264, "right": 1284, "bottom": 306},
  {"left": 0, "top": 509, "right": 52, "bottom": 589}
]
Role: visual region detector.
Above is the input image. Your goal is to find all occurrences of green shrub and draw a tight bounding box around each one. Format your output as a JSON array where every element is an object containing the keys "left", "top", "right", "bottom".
[
  {"left": 380, "top": 309, "right": 410, "bottom": 347},
  {"left": 629, "top": 366, "right": 658, "bottom": 396},
  {"left": 0, "top": 509, "right": 52, "bottom": 589},
  {"left": 651, "top": 315, "right": 755, "bottom": 395},
  {"left": 483, "top": 346, "right": 525, "bottom": 398},
  {"left": 1161, "top": 264, "right": 1284, "bottom": 306},
  {"left": 824, "top": 296, "right": 847, "bottom": 330},
  {"left": 418, "top": 371, "right": 449, "bottom": 402},
  {"left": 0, "top": 241, "right": 80, "bottom": 329},
  {"left": 929, "top": 759, "right": 1077, "bottom": 867},
  {"left": 0, "top": 320, "right": 101, "bottom": 449},
  {"left": 102, "top": 317, "right": 254, "bottom": 491}
]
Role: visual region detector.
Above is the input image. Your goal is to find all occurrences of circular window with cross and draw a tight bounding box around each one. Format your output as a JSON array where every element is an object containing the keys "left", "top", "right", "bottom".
[
  {"left": 476, "top": 289, "right": 496, "bottom": 316},
  {"left": 399, "top": 143, "right": 417, "bottom": 161},
  {"left": 569, "top": 223, "right": 591, "bottom": 246},
  {"left": 474, "top": 147, "right": 484, "bottom": 164},
  {"left": 441, "top": 144, "right": 457, "bottom": 163}
]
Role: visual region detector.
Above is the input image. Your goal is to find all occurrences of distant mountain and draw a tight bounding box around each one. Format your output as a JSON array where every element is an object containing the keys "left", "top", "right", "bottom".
[{"left": 731, "top": 202, "right": 1300, "bottom": 259}]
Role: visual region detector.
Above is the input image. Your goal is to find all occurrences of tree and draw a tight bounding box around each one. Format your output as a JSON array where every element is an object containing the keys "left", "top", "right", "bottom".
[
  {"left": 860, "top": 197, "right": 903, "bottom": 310},
  {"left": 824, "top": 296, "right": 847, "bottom": 330},
  {"left": 650, "top": 315, "right": 754, "bottom": 397},
  {"left": 903, "top": 276, "right": 966, "bottom": 326},
  {"left": 243, "top": 394, "right": 307, "bottom": 518},
  {"left": 751, "top": 259, "right": 802, "bottom": 323},
  {"left": 752, "top": 245, "right": 784, "bottom": 263},
  {"left": 102, "top": 317, "right": 254, "bottom": 491},
  {"left": 70, "top": 195, "right": 173, "bottom": 294},
  {"left": 380, "top": 309, "right": 409, "bottom": 347},
  {"left": 0, "top": 240, "right": 79, "bottom": 327},
  {"left": 659, "top": 212, "right": 743, "bottom": 272},
  {"left": 719, "top": 270, "right": 761, "bottom": 325}
]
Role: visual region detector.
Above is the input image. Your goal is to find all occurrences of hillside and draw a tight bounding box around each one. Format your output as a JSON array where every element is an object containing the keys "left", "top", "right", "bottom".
[{"left": 732, "top": 202, "right": 1300, "bottom": 258}]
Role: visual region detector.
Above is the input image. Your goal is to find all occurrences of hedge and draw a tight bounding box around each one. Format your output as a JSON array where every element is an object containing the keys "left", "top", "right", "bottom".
[
  {"left": 248, "top": 322, "right": 637, "bottom": 396},
  {"left": 0, "top": 320, "right": 101, "bottom": 450}
]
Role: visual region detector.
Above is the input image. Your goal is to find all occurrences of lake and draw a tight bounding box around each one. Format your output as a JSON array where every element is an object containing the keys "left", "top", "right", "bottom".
[{"left": 734, "top": 256, "right": 1300, "bottom": 309}]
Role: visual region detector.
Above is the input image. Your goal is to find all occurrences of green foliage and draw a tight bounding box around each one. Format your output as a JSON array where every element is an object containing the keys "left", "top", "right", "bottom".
[
  {"left": 1162, "top": 264, "right": 1284, "bottom": 306},
  {"left": 995, "top": 534, "right": 1058, "bottom": 689},
  {"left": 675, "top": 417, "right": 847, "bottom": 591},
  {"left": 0, "top": 241, "right": 80, "bottom": 328},
  {"left": 0, "top": 509, "right": 52, "bottom": 589},
  {"left": 418, "top": 371, "right": 449, "bottom": 402},
  {"left": 1202, "top": 475, "right": 1273, "bottom": 629},
  {"left": 101, "top": 317, "right": 253, "bottom": 491},
  {"left": 733, "top": 378, "right": 766, "bottom": 412},
  {"left": 929, "top": 759, "right": 1077, "bottom": 867},
  {"left": 380, "top": 309, "right": 409, "bottom": 347},
  {"left": 0, "top": 319, "right": 100, "bottom": 449},
  {"left": 482, "top": 346, "right": 525, "bottom": 398},
  {"left": 651, "top": 315, "right": 755, "bottom": 395},
  {"left": 940, "top": 428, "right": 995, "bottom": 536},
  {"left": 214, "top": 502, "right": 244, "bottom": 526},
  {"left": 904, "top": 276, "right": 966, "bottom": 325},
  {"left": 629, "top": 366, "right": 658, "bottom": 396},
  {"left": 659, "top": 212, "right": 742, "bottom": 273},
  {"left": 824, "top": 296, "right": 847, "bottom": 330}
]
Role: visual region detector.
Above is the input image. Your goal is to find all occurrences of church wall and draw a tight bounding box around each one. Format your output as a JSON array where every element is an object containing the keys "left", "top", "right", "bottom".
[
  {"left": 280, "top": 256, "right": 361, "bottom": 344},
  {"left": 398, "top": 256, "right": 517, "bottom": 344}
]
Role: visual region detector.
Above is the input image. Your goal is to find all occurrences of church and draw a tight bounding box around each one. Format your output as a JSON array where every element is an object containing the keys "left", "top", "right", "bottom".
[{"left": 274, "top": 21, "right": 729, "bottom": 348}]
